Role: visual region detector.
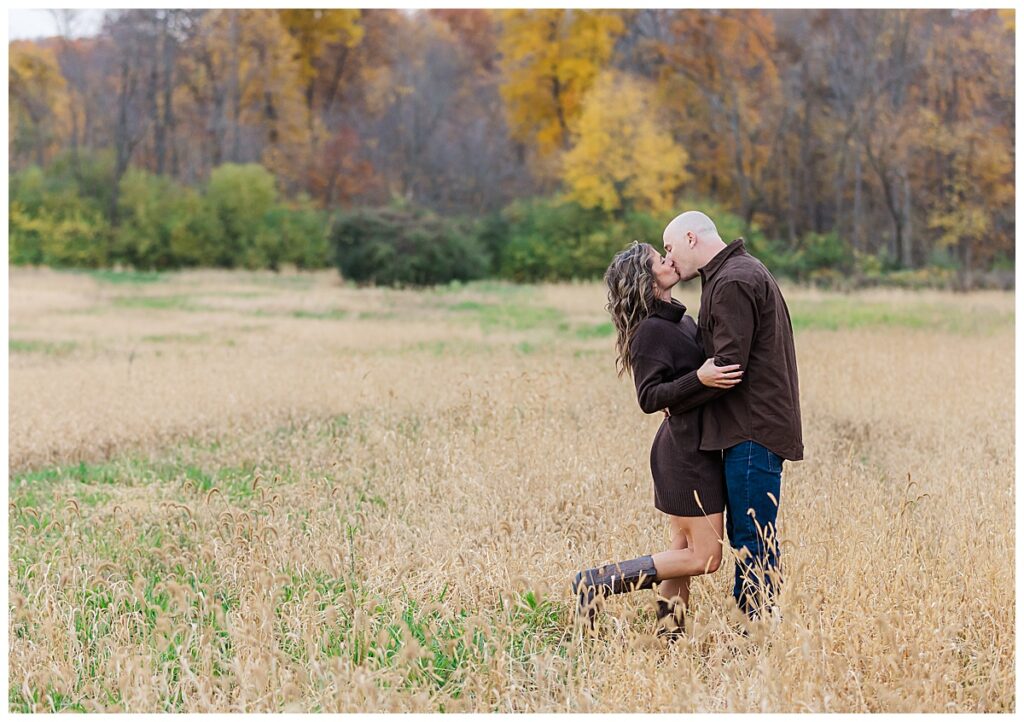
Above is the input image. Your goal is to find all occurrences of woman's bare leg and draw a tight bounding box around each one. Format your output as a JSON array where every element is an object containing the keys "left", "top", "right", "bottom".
[
  {"left": 651, "top": 512, "right": 725, "bottom": 580},
  {"left": 657, "top": 518, "right": 691, "bottom": 605}
]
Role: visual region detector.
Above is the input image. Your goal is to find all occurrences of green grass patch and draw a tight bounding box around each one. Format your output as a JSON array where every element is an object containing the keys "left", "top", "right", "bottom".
[
  {"left": 112, "top": 295, "right": 199, "bottom": 311},
  {"left": 357, "top": 310, "right": 398, "bottom": 321},
  {"left": 436, "top": 280, "right": 535, "bottom": 298},
  {"left": 241, "top": 274, "right": 315, "bottom": 290},
  {"left": 397, "top": 340, "right": 487, "bottom": 356},
  {"left": 504, "top": 589, "right": 566, "bottom": 653},
  {"left": 82, "top": 269, "right": 167, "bottom": 285},
  {"left": 11, "top": 460, "right": 139, "bottom": 492},
  {"left": 450, "top": 300, "right": 567, "bottom": 332},
  {"left": 142, "top": 333, "right": 210, "bottom": 343},
  {"left": 206, "top": 291, "right": 269, "bottom": 299},
  {"left": 9, "top": 456, "right": 286, "bottom": 509},
  {"left": 9, "top": 685, "right": 89, "bottom": 713},
  {"left": 450, "top": 300, "right": 488, "bottom": 312},
  {"left": 292, "top": 308, "right": 350, "bottom": 320},
  {"left": 789, "top": 299, "right": 1014, "bottom": 334},
  {"left": 574, "top": 321, "right": 615, "bottom": 339},
  {"left": 10, "top": 339, "right": 77, "bottom": 356}
]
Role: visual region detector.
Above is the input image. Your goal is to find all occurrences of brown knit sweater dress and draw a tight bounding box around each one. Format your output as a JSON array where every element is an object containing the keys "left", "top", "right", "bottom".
[{"left": 628, "top": 298, "right": 726, "bottom": 517}]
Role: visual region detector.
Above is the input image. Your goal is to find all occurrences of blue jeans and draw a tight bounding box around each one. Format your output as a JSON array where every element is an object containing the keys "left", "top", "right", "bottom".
[{"left": 723, "top": 440, "right": 784, "bottom": 618}]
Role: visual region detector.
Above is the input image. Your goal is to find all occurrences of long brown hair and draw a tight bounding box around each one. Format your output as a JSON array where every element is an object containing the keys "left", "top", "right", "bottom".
[{"left": 604, "top": 241, "right": 658, "bottom": 378}]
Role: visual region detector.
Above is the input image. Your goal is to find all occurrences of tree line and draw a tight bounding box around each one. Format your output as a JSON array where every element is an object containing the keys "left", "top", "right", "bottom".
[{"left": 8, "top": 9, "right": 1015, "bottom": 287}]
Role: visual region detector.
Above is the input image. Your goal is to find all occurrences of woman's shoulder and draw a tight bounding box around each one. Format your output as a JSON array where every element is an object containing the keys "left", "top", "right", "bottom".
[{"left": 630, "top": 315, "right": 670, "bottom": 355}]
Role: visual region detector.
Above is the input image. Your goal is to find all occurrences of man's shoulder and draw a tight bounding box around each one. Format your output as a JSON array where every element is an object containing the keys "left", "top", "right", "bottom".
[{"left": 720, "top": 251, "right": 771, "bottom": 283}]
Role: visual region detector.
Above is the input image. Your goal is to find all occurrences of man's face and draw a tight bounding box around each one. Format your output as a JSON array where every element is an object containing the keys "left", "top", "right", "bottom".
[{"left": 664, "top": 230, "right": 699, "bottom": 281}]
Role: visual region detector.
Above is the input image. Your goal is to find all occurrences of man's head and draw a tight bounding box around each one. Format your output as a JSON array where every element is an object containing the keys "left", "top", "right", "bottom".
[{"left": 663, "top": 210, "right": 727, "bottom": 281}]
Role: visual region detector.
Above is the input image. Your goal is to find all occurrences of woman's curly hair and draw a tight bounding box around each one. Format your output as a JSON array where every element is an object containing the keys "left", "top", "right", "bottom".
[{"left": 604, "top": 240, "right": 658, "bottom": 378}]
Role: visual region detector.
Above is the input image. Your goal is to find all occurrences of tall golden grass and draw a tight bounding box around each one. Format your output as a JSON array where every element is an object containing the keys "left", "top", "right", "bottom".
[{"left": 8, "top": 268, "right": 1014, "bottom": 711}]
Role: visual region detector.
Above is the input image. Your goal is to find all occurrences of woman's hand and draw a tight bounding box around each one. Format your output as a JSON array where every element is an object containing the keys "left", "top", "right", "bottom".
[{"left": 697, "top": 357, "right": 743, "bottom": 388}]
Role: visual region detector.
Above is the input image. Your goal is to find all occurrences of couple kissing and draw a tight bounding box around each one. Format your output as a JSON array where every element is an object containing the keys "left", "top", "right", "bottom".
[{"left": 573, "top": 210, "right": 803, "bottom": 639}]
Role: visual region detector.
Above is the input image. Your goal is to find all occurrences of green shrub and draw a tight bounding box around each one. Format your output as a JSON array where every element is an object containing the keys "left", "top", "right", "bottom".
[
  {"left": 114, "top": 168, "right": 208, "bottom": 270},
  {"left": 496, "top": 198, "right": 666, "bottom": 282},
  {"left": 989, "top": 253, "right": 1014, "bottom": 273},
  {"left": 46, "top": 148, "right": 117, "bottom": 215},
  {"left": 329, "top": 204, "right": 490, "bottom": 286},
  {"left": 876, "top": 267, "right": 957, "bottom": 290},
  {"left": 10, "top": 204, "right": 111, "bottom": 267},
  {"left": 9, "top": 161, "right": 111, "bottom": 267},
  {"left": 474, "top": 212, "right": 510, "bottom": 275},
  {"left": 203, "top": 163, "right": 279, "bottom": 268},
  {"left": 801, "top": 231, "right": 854, "bottom": 276},
  {"left": 259, "top": 197, "right": 331, "bottom": 270}
]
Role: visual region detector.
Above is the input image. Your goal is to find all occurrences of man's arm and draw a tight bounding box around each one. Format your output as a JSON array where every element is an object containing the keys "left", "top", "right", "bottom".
[
  {"left": 665, "top": 280, "right": 759, "bottom": 415},
  {"left": 709, "top": 279, "right": 758, "bottom": 370}
]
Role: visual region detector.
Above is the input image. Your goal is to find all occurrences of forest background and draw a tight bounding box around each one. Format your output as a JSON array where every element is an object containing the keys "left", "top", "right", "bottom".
[{"left": 8, "top": 9, "right": 1016, "bottom": 289}]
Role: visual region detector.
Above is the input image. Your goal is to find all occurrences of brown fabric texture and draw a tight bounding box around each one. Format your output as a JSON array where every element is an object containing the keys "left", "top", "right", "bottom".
[
  {"left": 695, "top": 238, "right": 804, "bottom": 461},
  {"left": 629, "top": 298, "right": 726, "bottom": 517}
]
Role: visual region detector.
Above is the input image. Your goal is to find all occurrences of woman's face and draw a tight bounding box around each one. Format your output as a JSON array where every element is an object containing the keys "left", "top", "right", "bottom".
[{"left": 649, "top": 247, "right": 679, "bottom": 292}]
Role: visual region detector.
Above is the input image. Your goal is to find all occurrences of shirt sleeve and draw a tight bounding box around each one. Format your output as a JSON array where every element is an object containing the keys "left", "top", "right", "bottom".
[{"left": 708, "top": 279, "right": 759, "bottom": 370}]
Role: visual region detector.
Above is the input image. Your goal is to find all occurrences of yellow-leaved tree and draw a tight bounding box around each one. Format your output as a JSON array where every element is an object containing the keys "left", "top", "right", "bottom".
[
  {"left": 277, "top": 10, "right": 364, "bottom": 152},
  {"left": 562, "top": 71, "right": 689, "bottom": 217},
  {"left": 497, "top": 9, "right": 626, "bottom": 165},
  {"left": 9, "top": 41, "right": 69, "bottom": 168}
]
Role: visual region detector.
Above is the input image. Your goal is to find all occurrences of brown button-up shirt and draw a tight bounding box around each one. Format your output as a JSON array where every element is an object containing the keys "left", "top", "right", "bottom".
[{"left": 691, "top": 238, "right": 804, "bottom": 461}]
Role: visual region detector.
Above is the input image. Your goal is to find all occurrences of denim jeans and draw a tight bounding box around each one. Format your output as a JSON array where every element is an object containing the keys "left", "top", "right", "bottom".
[{"left": 723, "top": 440, "right": 784, "bottom": 618}]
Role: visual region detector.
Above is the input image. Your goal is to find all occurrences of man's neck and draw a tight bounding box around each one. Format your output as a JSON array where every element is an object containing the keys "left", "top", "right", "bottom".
[{"left": 698, "top": 239, "right": 729, "bottom": 271}]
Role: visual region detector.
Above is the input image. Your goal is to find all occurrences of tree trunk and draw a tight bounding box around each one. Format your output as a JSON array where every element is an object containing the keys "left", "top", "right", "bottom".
[
  {"left": 111, "top": 60, "right": 135, "bottom": 227},
  {"left": 163, "top": 16, "right": 178, "bottom": 177},
  {"left": 229, "top": 14, "right": 242, "bottom": 163},
  {"left": 149, "top": 38, "right": 165, "bottom": 174},
  {"left": 900, "top": 169, "right": 913, "bottom": 267},
  {"left": 834, "top": 143, "right": 847, "bottom": 247},
  {"left": 852, "top": 151, "right": 862, "bottom": 253}
]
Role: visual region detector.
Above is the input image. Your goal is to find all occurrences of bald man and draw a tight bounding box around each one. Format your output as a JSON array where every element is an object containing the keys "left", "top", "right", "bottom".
[{"left": 663, "top": 211, "right": 802, "bottom": 622}]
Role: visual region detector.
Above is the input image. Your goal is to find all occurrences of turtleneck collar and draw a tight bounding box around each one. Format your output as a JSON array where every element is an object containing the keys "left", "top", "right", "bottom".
[{"left": 651, "top": 297, "right": 686, "bottom": 322}]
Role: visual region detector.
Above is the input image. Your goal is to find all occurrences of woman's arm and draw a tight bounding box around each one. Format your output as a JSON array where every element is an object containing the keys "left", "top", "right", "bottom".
[{"left": 632, "top": 353, "right": 742, "bottom": 415}]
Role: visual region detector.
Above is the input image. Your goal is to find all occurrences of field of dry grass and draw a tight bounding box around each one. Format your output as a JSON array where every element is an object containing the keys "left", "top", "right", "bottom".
[{"left": 8, "top": 267, "right": 1015, "bottom": 712}]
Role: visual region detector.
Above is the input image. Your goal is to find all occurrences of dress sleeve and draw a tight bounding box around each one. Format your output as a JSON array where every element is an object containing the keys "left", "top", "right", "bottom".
[{"left": 632, "top": 353, "right": 721, "bottom": 415}]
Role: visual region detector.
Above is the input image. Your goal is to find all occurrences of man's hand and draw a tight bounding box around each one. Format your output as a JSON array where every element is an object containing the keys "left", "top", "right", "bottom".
[{"left": 697, "top": 357, "right": 744, "bottom": 388}]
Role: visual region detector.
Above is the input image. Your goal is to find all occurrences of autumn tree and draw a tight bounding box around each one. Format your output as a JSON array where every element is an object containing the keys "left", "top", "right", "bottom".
[
  {"left": 9, "top": 41, "right": 69, "bottom": 167},
  {"left": 175, "top": 10, "right": 307, "bottom": 188},
  {"left": 277, "top": 11, "right": 363, "bottom": 168},
  {"left": 919, "top": 9, "right": 1014, "bottom": 278},
  {"left": 562, "top": 71, "right": 689, "bottom": 217},
  {"left": 656, "top": 10, "right": 783, "bottom": 232},
  {"left": 100, "top": 11, "right": 156, "bottom": 225},
  {"left": 497, "top": 9, "right": 626, "bottom": 170},
  {"left": 355, "top": 11, "right": 531, "bottom": 213}
]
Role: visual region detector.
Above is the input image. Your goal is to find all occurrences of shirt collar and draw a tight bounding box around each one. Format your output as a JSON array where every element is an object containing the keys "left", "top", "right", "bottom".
[
  {"left": 698, "top": 238, "right": 747, "bottom": 283},
  {"left": 651, "top": 297, "right": 687, "bottom": 322}
]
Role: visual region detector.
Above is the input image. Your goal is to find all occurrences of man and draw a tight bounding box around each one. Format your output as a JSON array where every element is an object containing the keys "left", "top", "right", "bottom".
[{"left": 662, "top": 210, "right": 803, "bottom": 621}]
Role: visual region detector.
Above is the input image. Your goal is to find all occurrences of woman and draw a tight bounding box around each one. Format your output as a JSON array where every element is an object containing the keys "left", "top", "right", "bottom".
[{"left": 572, "top": 241, "right": 743, "bottom": 637}]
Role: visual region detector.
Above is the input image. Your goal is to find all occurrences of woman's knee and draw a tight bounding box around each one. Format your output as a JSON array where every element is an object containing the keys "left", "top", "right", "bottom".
[{"left": 695, "top": 540, "right": 723, "bottom": 574}]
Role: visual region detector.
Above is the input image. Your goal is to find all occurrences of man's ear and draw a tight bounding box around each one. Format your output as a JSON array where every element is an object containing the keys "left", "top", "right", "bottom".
[{"left": 687, "top": 230, "right": 697, "bottom": 248}]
